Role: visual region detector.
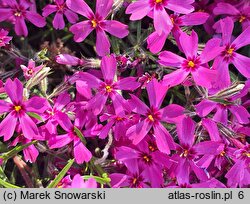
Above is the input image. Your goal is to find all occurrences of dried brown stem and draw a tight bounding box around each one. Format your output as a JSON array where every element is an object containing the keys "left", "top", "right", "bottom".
[{"left": 13, "top": 155, "right": 33, "bottom": 188}]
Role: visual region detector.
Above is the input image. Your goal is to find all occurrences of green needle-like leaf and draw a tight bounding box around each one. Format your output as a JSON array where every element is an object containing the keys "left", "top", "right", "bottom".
[
  {"left": 0, "top": 178, "right": 21, "bottom": 188},
  {"left": 47, "top": 159, "right": 75, "bottom": 188}
]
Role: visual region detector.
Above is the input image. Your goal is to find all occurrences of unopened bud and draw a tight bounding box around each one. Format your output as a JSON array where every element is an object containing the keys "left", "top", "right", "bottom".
[
  {"left": 55, "top": 54, "right": 101, "bottom": 69},
  {"left": 55, "top": 54, "right": 85, "bottom": 66},
  {"left": 209, "top": 82, "right": 245, "bottom": 99}
]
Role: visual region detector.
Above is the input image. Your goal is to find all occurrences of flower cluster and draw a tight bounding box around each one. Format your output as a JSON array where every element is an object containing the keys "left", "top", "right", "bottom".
[{"left": 0, "top": 0, "right": 249, "bottom": 188}]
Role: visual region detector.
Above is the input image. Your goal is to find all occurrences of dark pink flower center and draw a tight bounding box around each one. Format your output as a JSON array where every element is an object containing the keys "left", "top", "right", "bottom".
[
  {"left": 57, "top": 3, "right": 66, "bottom": 12},
  {"left": 183, "top": 57, "right": 201, "bottom": 71},
  {"left": 13, "top": 6, "right": 26, "bottom": 18},
  {"left": 148, "top": 141, "right": 158, "bottom": 152},
  {"left": 105, "top": 85, "right": 112, "bottom": 93},
  {"left": 129, "top": 175, "right": 143, "bottom": 188},
  {"left": 222, "top": 44, "right": 236, "bottom": 62},
  {"left": 146, "top": 107, "right": 161, "bottom": 123},
  {"left": 27, "top": 69, "right": 33, "bottom": 76},
  {"left": 219, "top": 150, "right": 226, "bottom": 157},
  {"left": 91, "top": 19, "right": 98, "bottom": 28},
  {"left": 180, "top": 149, "right": 189, "bottom": 157},
  {"left": 69, "top": 131, "right": 76, "bottom": 139},
  {"left": 12, "top": 104, "right": 25, "bottom": 116},
  {"left": 149, "top": 0, "right": 167, "bottom": 8},
  {"left": 46, "top": 108, "right": 56, "bottom": 118},
  {"left": 115, "top": 116, "right": 124, "bottom": 122},
  {"left": 99, "top": 82, "right": 115, "bottom": 94},
  {"left": 14, "top": 10, "right": 23, "bottom": 17},
  {"left": 14, "top": 105, "right": 22, "bottom": 112},
  {"left": 89, "top": 14, "right": 104, "bottom": 29},
  {"left": 140, "top": 153, "right": 153, "bottom": 165},
  {"left": 170, "top": 14, "right": 182, "bottom": 26},
  {"left": 177, "top": 145, "right": 196, "bottom": 159}
]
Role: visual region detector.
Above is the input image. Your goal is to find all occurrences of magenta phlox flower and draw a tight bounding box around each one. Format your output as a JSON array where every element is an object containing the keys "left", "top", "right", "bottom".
[
  {"left": 195, "top": 83, "right": 250, "bottom": 125},
  {"left": 196, "top": 118, "right": 236, "bottom": 171},
  {"left": 171, "top": 117, "right": 224, "bottom": 185},
  {"left": 192, "top": 0, "right": 217, "bottom": 34},
  {"left": 225, "top": 144, "right": 250, "bottom": 187},
  {"left": 43, "top": 92, "right": 71, "bottom": 134},
  {"left": 20, "top": 59, "right": 43, "bottom": 80},
  {"left": 55, "top": 54, "right": 85, "bottom": 66},
  {"left": 0, "top": 0, "right": 46, "bottom": 36},
  {"left": 110, "top": 169, "right": 149, "bottom": 188},
  {"left": 69, "top": 101, "right": 102, "bottom": 137},
  {"left": 48, "top": 111, "right": 92, "bottom": 164},
  {"left": 42, "top": 0, "right": 78, "bottom": 30},
  {"left": 212, "top": 17, "right": 250, "bottom": 89},
  {"left": 0, "top": 28, "right": 12, "bottom": 47},
  {"left": 126, "top": 78, "right": 185, "bottom": 154},
  {"left": 10, "top": 133, "right": 39, "bottom": 163},
  {"left": 0, "top": 78, "right": 49, "bottom": 141},
  {"left": 67, "top": 0, "right": 129, "bottom": 56},
  {"left": 72, "top": 55, "right": 140, "bottom": 115},
  {"left": 99, "top": 107, "right": 132, "bottom": 140},
  {"left": 159, "top": 30, "right": 223, "bottom": 88},
  {"left": 126, "top": 0, "right": 194, "bottom": 36},
  {"left": 115, "top": 139, "right": 171, "bottom": 187},
  {"left": 147, "top": 12, "right": 209, "bottom": 53},
  {"left": 214, "top": 2, "right": 250, "bottom": 30}
]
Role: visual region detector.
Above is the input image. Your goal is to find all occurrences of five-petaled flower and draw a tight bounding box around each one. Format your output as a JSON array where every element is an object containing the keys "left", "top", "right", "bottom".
[{"left": 67, "top": 0, "right": 129, "bottom": 56}]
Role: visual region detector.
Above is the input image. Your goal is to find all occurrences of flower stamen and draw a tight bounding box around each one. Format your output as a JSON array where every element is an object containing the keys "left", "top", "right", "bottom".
[
  {"left": 187, "top": 60, "right": 195, "bottom": 68},
  {"left": 132, "top": 178, "right": 137, "bottom": 185},
  {"left": 105, "top": 85, "right": 112, "bottom": 93},
  {"left": 220, "top": 150, "right": 226, "bottom": 157},
  {"left": 239, "top": 16, "right": 246, "bottom": 23},
  {"left": 91, "top": 20, "right": 97, "bottom": 28},
  {"left": 148, "top": 114, "right": 154, "bottom": 122},
  {"left": 155, "top": 0, "right": 163, "bottom": 3},
  {"left": 180, "top": 149, "right": 189, "bottom": 157},
  {"left": 143, "top": 155, "right": 150, "bottom": 163},
  {"left": 227, "top": 48, "right": 234, "bottom": 55},
  {"left": 116, "top": 117, "right": 123, "bottom": 121},
  {"left": 14, "top": 105, "right": 22, "bottom": 112},
  {"left": 148, "top": 145, "right": 156, "bottom": 152},
  {"left": 14, "top": 12, "right": 22, "bottom": 17}
]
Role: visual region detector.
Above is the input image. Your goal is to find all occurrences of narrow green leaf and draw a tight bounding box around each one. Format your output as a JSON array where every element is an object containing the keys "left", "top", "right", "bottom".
[
  {"left": 209, "top": 98, "right": 234, "bottom": 105},
  {"left": 0, "top": 166, "right": 9, "bottom": 182},
  {"left": 74, "top": 126, "right": 86, "bottom": 145},
  {"left": 47, "top": 159, "right": 75, "bottom": 188},
  {"left": 0, "top": 93, "right": 7, "bottom": 99},
  {"left": 27, "top": 112, "right": 44, "bottom": 122},
  {"left": 82, "top": 175, "right": 111, "bottom": 185},
  {"left": 0, "top": 178, "right": 21, "bottom": 188},
  {"left": 0, "top": 141, "right": 37, "bottom": 161}
]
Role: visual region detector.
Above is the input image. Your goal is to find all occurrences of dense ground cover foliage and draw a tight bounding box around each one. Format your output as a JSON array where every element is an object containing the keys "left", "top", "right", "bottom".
[{"left": 0, "top": 0, "right": 249, "bottom": 188}]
